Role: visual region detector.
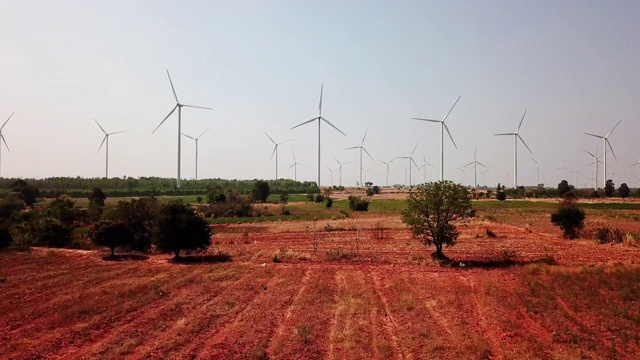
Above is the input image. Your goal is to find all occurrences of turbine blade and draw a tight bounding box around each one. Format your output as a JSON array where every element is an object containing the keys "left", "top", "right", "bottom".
[
  {"left": 182, "top": 104, "right": 213, "bottom": 110},
  {"left": 530, "top": 156, "right": 538, "bottom": 165},
  {"left": 321, "top": 117, "right": 347, "bottom": 136},
  {"left": 286, "top": 163, "right": 295, "bottom": 171},
  {"left": 1, "top": 135, "right": 9, "bottom": 152},
  {"left": 494, "top": 132, "right": 516, "bottom": 136},
  {"left": 411, "top": 143, "right": 418, "bottom": 156},
  {"left": 97, "top": 135, "right": 107, "bottom": 153},
  {"left": 361, "top": 129, "right": 368, "bottom": 144},
  {"left": 443, "top": 123, "right": 457, "bottom": 149},
  {"left": 516, "top": 109, "right": 527, "bottom": 132},
  {"left": 109, "top": 131, "right": 126, "bottom": 135},
  {"left": 607, "top": 119, "right": 623, "bottom": 137},
  {"left": 582, "top": 148, "right": 596, "bottom": 158},
  {"left": 518, "top": 134, "right": 534, "bottom": 155},
  {"left": 0, "top": 112, "right": 14, "bottom": 130},
  {"left": 379, "top": 160, "right": 388, "bottom": 165},
  {"left": 412, "top": 118, "right": 441, "bottom": 123},
  {"left": 264, "top": 131, "right": 276, "bottom": 144},
  {"left": 318, "top": 83, "right": 323, "bottom": 115},
  {"left": 279, "top": 139, "right": 294, "bottom": 145},
  {"left": 93, "top": 118, "right": 107, "bottom": 134},
  {"left": 463, "top": 161, "right": 475, "bottom": 168},
  {"left": 584, "top": 132, "right": 604, "bottom": 139},
  {"left": 153, "top": 105, "right": 178, "bottom": 133},
  {"left": 345, "top": 146, "right": 360, "bottom": 150},
  {"left": 363, "top": 147, "right": 374, "bottom": 160},
  {"left": 182, "top": 133, "right": 196, "bottom": 140},
  {"left": 607, "top": 139, "right": 618, "bottom": 161},
  {"left": 333, "top": 155, "right": 341, "bottom": 164},
  {"left": 197, "top": 127, "right": 211, "bottom": 139},
  {"left": 411, "top": 158, "right": 419, "bottom": 168},
  {"left": 166, "top": 69, "right": 179, "bottom": 103},
  {"left": 442, "top": 95, "right": 461, "bottom": 123},
  {"left": 477, "top": 161, "right": 489, "bottom": 169},
  {"left": 270, "top": 146, "right": 277, "bottom": 161},
  {"left": 290, "top": 117, "right": 318, "bottom": 130}
]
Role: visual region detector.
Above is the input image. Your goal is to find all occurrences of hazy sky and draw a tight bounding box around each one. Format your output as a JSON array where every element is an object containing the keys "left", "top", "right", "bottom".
[{"left": 1, "top": 0, "right": 639, "bottom": 188}]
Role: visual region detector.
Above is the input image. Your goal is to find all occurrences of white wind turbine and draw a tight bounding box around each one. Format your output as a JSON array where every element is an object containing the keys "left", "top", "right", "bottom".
[
  {"left": 94, "top": 118, "right": 125, "bottom": 179},
  {"left": 181, "top": 127, "right": 210, "bottom": 181},
  {"left": 585, "top": 119, "right": 622, "bottom": 186},
  {"left": 412, "top": 96, "right": 461, "bottom": 180},
  {"left": 569, "top": 163, "right": 585, "bottom": 188},
  {"left": 327, "top": 166, "right": 338, "bottom": 187},
  {"left": 378, "top": 159, "right": 393, "bottom": 187},
  {"left": 0, "top": 113, "right": 13, "bottom": 177},
  {"left": 287, "top": 150, "right": 304, "bottom": 182},
  {"left": 394, "top": 143, "right": 419, "bottom": 187},
  {"left": 418, "top": 154, "right": 433, "bottom": 184},
  {"left": 400, "top": 164, "right": 409, "bottom": 186},
  {"left": 555, "top": 159, "right": 569, "bottom": 181},
  {"left": 363, "top": 167, "right": 373, "bottom": 184},
  {"left": 463, "top": 148, "right": 488, "bottom": 188},
  {"left": 345, "top": 129, "right": 373, "bottom": 187},
  {"left": 333, "top": 155, "right": 351, "bottom": 187},
  {"left": 628, "top": 156, "right": 640, "bottom": 188},
  {"left": 153, "top": 69, "right": 212, "bottom": 188},
  {"left": 264, "top": 132, "right": 293, "bottom": 180},
  {"left": 291, "top": 84, "right": 346, "bottom": 187},
  {"left": 583, "top": 148, "right": 603, "bottom": 189},
  {"left": 457, "top": 167, "right": 466, "bottom": 185},
  {"left": 530, "top": 157, "right": 549, "bottom": 186},
  {"left": 494, "top": 110, "right": 533, "bottom": 188}
]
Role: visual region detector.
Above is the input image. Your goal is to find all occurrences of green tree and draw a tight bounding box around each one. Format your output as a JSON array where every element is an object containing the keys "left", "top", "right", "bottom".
[
  {"left": 605, "top": 179, "right": 615, "bottom": 197},
  {"left": 557, "top": 180, "right": 572, "bottom": 197},
  {"left": 89, "top": 220, "right": 135, "bottom": 256},
  {"left": 401, "top": 180, "right": 472, "bottom": 258},
  {"left": 11, "top": 179, "right": 40, "bottom": 207},
  {"left": 153, "top": 201, "right": 211, "bottom": 258},
  {"left": 279, "top": 190, "right": 289, "bottom": 204},
  {"left": 550, "top": 195, "right": 585, "bottom": 239},
  {"left": 113, "top": 198, "right": 160, "bottom": 253},
  {"left": 252, "top": 180, "right": 270, "bottom": 203},
  {"left": 618, "top": 183, "right": 630, "bottom": 198}
]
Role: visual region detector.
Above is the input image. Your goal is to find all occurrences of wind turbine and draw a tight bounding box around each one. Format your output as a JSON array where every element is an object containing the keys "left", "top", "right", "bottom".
[
  {"left": 94, "top": 118, "right": 125, "bottom": 179},
  {"left": 400, "top": 164, "right": 409, "bottom": 186},
  {"left": 291, "top": 84, "right": 346, "bottom": 187},
  {"left": 628, "top": 156, "right": 640, "bottom": 188},
  {"left": 569, "top": 163, "right": 584, "bottom": 188},
  {"left": 554, "top": 159, "right": 569, "bottom": 181},
  {"left": 153, "top": 69, "right": 212, "bottom": 188},
  {"left": 494, "top": 110, "right": 533, "bottom": 188},
  {"left": 463, "top": 148, "right": 488, "bottom": 188},
  {"left": 530, "top": 157, "right": 548, "bottom": 186},
  {"left": 478, "top": 169, "right": 487, "bottom": 186},
  {"left": 0, "top": 113, "right": 13, "bottom": 177},
  {"left": 412, "top": 96, "right": 461, "bottom": 180},
  {"left": 333, "top": 156, "right": 351, "bottom": 187},
  {"left": 378, "top": 159, "right": 393, "bottom": 187},
  {"left": 394, "top": 143, "right": 419, "bottom": 187},
  {"left": 287, "top": 150, "right": 304, "bottom": 182},
  {"left": 584, "top": 148, "right": 603, "bottom": 189},
  {"left": 181, "top": 127, "right": 210, "bottom": 181},
  {"left": 345, "top": 129, "right": 373, "bottom": 187},
  {"left": 327, "top": 166, "right": 337, "bottom": 187},
  {"left": 363, "top": 167, "right": 373, "bottom": 184},
  {"left": 457, "top": 167, "right": 466, "bottom": 185},
  {"left": 418, "top": 154, "right": 433, "bottom": 184},
  {"left": 585, "top": 119, "right": 622, "bottom": 185},
  {"left": 264, "top": 132, "right": 293, "bottom": 180}
]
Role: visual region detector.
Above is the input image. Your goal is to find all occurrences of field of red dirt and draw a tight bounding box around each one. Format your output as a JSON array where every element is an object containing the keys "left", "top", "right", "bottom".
[{"left": 2, "top": 202, "right": 640, "bottom": 359}]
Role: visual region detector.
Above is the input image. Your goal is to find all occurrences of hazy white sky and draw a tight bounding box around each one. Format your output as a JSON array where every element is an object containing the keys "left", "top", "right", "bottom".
[{"left": 1, "top": 0, "right": 639, "bottom": 188}]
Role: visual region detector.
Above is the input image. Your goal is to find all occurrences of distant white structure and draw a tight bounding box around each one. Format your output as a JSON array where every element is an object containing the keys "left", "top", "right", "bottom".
[{"left": 94, "top": 118, "right": 125, "bottom": 179}]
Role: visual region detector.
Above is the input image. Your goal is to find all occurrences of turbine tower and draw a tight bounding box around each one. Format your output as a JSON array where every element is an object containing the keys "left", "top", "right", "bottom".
[
  {"left": 345, "top": 129, "right": 373, "bottom": 187},
  {"left": 569, "top": 163, "right": 584, "bottom": 188},
  {"left": 585, "top": 119, "right": 622, "bottom": 185},
  {"left": 153, "top": 69, "right": 213, "bottom": 188},
  {"left": 583, "top": 148, "right": 603, "bottom": 189},
  {"left": 290, "top": 84, "right": 346, "bottom": 187},
  {"left": 378, "top": 159, "right": 393, "bottom": 187},
  {"left": 418, "top": 154, "right": 433, "bottom": 184},
  {"left": 555, "top": 159, "right": 569, "bottom": 181},
  {"left": 94, "top": 118, "right": 125, "bottom": 179},
  {"left": 0, "top": 113, "right": 13, "bottom": 178},
  {"left": 264, "top": 132, "right": 293, "bottom": 180},
  {"left": 287, "top": 150, "right": 304, "bottom": 182},
  {"left": 181, "top": 127, "right": 210, "bottom": 181},
  {"left": 412, "top": 96, "right": 461, "bottom": 180},
  {"left": 333, "top": 155, "right": 351, "bottom": 187},
  {"left": 457, "top": 167, "right": 466, "bottom": 185},
  {"left": 463, "top": 148, "right": 488, "bottom": 188},
  {"left": 394, "top": 143, "right": 419, "bottom": 187},
  {"left": 530, "top": 157, "right": 547, "bottom": 186},
  {"left": 494, "top": 110, "right": 533, "bottom": 188},
  {"left": 326, "top": 166, "right": 338, "bottom": 187}
]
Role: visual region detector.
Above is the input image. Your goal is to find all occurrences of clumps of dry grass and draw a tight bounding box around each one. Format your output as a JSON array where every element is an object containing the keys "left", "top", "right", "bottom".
[{"left": 271, "top": 248, "right": 311, "bottom": 262}]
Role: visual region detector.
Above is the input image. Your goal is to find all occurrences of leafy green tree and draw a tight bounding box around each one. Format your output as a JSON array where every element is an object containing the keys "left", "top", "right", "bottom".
[
  {"left": 113, "top": 198, "right": 160, "bottom": 253},
  {"left": 551, "top": 195, "right": 585, "bottom": 239},
  {"left": 605, "top": 179, "right": 615, "bottom": 197},
  {"left": 34, "top": 216, "right": 74, "bottom": 248},
  {"left": 401, "top": 180, "right": 472, "bottom": 258},
  {"left": 45, "top": 196, "right": 76, "bottom": 225},
  {"left": 11, "top": 179, "right": 40, "bottom": 207},
  {"left": 89, "top": 220, "right": 135, "bottom": 256},
  {"left": 252, "top": 180, "right": 270, "bottom": 203},
  {"left": 279, "top": 190, "right": 289, "bottom": 204},
  {"left": 153, "top": 201, "right": 212, "bottom": 257},
  {"left": 557, "top": 180, "right": 572, "bottom": 197},
  {"left": 618, "top": 183, "right": 630, "bottom": 198},
  {"left": 88, "top": 187, "right": 106, "bottom": 207}
]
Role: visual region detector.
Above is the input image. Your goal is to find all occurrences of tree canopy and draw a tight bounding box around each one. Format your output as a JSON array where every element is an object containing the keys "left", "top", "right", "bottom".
[{"left": 153, "top": 201, "right": 211, "bottom": 257}]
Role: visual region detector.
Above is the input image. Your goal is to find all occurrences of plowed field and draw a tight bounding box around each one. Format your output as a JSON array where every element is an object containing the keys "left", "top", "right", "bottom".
[{"left": 2, "top": 200, "right": 640, "bottom": 359}]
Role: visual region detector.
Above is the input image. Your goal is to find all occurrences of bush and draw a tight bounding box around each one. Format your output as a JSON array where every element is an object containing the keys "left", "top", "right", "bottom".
[
  {"left": 153, "top": 201, "right": 212, "bottom": 257},
  {"left": 594, "top": 227, "right": 625, "bottom": 244},
  {"left": 619, "top": 183, "right": 631, "bottom": 198},
  {"left": 0, "top": 228, "right": 12, "bottom": 248},
  {"left": 314, "top": 194, "right": 324, "bottom": 203},
  {"left": 89, "top": 220, "right": 135, "bottom": 256},
  {"left": 550, "top": 197, "right": 585, "bottom": 239},
  {"left": 496, "top": 191, "right": 506, "bottom": 201},
  {"left": 325, "top": 197, "right": 334, "bottom": 209},
  {"left": 366, "top": 188, "right": 374, "bottom": 197},
  {"left": 348, "top": 196, "right": 369, "bottom": 211},
  {"left": 605, "top": 179, "right": 615, "bottom": 197},
  {"left": 590, "top": 190, "right": 600, "bottom": 198},
  {"left": 34, "top": 217, "right": 74, "bottom": 248},
  {"left": 372, "top": 186, "right": 380, "bottom": 194}
]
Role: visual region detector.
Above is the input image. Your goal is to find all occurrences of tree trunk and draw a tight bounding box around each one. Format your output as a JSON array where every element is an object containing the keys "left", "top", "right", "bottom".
[{"left": 110, "top": 246, "right": 115, "bottom": 257}]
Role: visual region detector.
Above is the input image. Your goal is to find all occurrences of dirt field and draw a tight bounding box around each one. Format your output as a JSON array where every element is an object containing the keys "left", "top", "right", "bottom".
[{"left": 2, "top": 200, "right": 640, "bottom": 359}]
